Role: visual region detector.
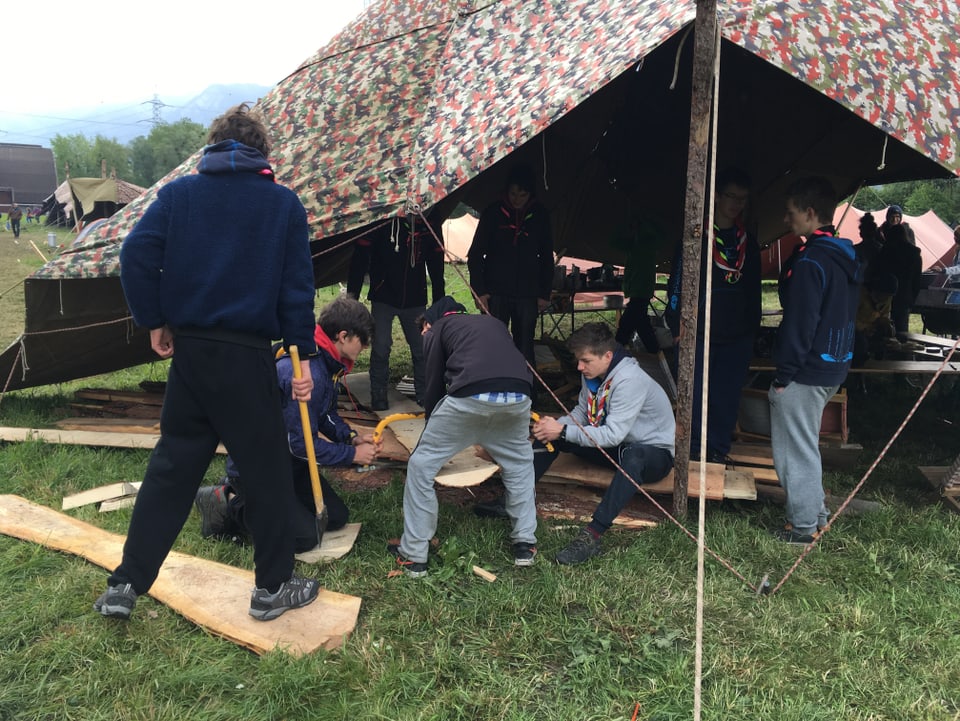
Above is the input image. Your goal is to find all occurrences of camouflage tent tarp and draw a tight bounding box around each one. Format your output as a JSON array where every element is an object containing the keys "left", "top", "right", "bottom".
[{"left": 3, "top": 0, "right": 958, "bottom": 391}]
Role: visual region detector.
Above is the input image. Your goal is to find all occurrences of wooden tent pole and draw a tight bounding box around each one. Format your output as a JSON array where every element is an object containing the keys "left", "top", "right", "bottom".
[{"left": 673, "top": 0, "right": 719, "bottom": 519}]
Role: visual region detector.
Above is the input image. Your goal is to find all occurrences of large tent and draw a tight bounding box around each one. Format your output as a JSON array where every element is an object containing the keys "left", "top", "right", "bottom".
[
  {"left": 2, "top": 0, "right": 958, "bottom": 392},
  {"left": 44, "top": 177, "right": 146, "bottom": 229}
]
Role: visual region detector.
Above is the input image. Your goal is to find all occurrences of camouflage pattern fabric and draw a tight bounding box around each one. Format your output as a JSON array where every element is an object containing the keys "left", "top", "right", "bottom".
[{"left": 33, "top": 0, "right": 959, "bottom": 282}]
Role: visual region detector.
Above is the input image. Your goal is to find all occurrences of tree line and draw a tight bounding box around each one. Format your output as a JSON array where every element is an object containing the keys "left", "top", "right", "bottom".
[
  {"left": 853, "top": 179, "right": 960, "bottom": 228},
  {"left": 50, "top": 120, "right": 208, "bottom": 190}
]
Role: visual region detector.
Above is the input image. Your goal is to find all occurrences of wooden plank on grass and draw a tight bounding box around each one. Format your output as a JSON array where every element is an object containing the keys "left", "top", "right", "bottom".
[
  {"left": 0, "top": 427, "right": 226, "bottom": 455},
  {"left": 0, "top": 495, "right": 361, "bottom": 655},
  {"left": 536, "top": 485, "right": 659, "bottom": 529},
  {"left": 63, "top": 482, "right": 142, "bottom": 510},
  {"left": 75, "top": 389, "right": 165, "bottom": 405},
  {"left": 294, "top": 523, "right": 362, "bottom": 563},
  {"left": 56, "top": 417, "right": 161, "bottom": 434}
]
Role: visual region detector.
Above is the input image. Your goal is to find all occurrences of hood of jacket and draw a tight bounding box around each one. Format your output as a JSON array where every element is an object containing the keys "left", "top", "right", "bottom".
[{"left": 198, "top": 140, "right": 274, "bottom": 177}]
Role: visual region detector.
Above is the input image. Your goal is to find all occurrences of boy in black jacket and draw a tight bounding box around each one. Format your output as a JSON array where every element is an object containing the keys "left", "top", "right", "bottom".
[
  {"left": 770, "top": 177, "right": 861, "bottom": 544},
  {"left": 347, "top": 213, "right": 446, "bottom": 409},
  {"left": 388, "top": 296, "right": 538, "bottom": 576}
]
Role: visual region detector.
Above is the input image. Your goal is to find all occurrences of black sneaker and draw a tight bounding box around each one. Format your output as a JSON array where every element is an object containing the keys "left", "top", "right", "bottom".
[
  {"left": 772, "top": 526, "right": 818, "bottom": 545},
  {"left": 93, "top": 583, "right": 138, "bottom": 619},
  {"left": 513, "top": 542, "right": 538, "bottom": 567},
  {"left": 249, "top": 575, "right": 320, "bottom": 621},
  {"left": 370, "top": 394, "right": 389, "bottom": 412},
  {"left": 195, "top": 484, "right": 230, "bottom": 538},
  {"left": 555, "top": 529, "right": 602, "bottom": 565},
  {"left": 386, "top": 542, "right": 428, "bottom": 578},
  {"left": 473, "top": 495, "right": 509, "bottom": 519}
]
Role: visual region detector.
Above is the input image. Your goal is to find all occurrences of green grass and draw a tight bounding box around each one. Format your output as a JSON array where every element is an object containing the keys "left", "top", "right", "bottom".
[{"left": 2, "top": 269, "right": 960, "bottom": 720}]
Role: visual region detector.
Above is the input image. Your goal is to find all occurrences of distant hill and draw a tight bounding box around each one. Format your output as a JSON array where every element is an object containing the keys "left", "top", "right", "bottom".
[
  {"left": 1, "top": 84, "right": 273, "bottom": 147},
  {"left": 160, "top": 84, "right": 274, "bottom": 133}
]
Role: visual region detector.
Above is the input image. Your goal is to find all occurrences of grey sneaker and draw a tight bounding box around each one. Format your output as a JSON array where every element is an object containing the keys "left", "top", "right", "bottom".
[
  {"left": 386, "top": 542, "right": 428, "bottom": 577},
  {"left": 772, "top": 525, "right": 819, "bottom": 545},
  {"left": 249, "top": 575, "right": 320, "bottom": 621},
  {"left": 93, "top": 583, "right": 138, "bottom": 619},
  {"left": 555, "top": 529, "right": 602, "bottom": 565},
  {"left": 195, "top": 484, "right": 230, "bottom": 538},
  {"left": 513, "top": 542, "right": 538, "bottom": 567}
]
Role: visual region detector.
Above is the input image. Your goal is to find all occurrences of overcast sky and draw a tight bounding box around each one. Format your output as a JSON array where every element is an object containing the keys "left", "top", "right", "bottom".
[{"left": 0, "top": 0, "right": 367, "bottom": 144}]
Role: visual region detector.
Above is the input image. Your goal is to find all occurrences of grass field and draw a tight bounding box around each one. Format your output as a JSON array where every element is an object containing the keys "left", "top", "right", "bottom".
[{"left": 1, "top": 228, "right": 960, "bottom": 720}]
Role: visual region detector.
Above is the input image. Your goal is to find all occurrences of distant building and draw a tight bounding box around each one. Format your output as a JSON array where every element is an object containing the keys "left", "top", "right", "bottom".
[{"left": 0, "top": 143, "right": 58, "bottom": 213}]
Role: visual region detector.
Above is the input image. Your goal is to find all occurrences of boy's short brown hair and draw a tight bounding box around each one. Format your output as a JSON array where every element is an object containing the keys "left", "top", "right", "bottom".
[
  {"left": 318, "top": 295, "right": 374, "bottom": 346},
  {"left": 785, "top": 176, "right": 837, "bottom": 225},
  {"left": 208, "top": 103, "right": 271, "bottom": 157},
  {"left": 567, "top": 322, "right": 617, "bottom": 357}
]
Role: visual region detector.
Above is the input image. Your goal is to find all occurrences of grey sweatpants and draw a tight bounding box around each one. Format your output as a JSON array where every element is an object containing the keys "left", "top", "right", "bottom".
[
  {"left": 768, "top": 382, "right": 838, "bottom": 535},
  {"left": 399, "top": 394, "right": 537, "bottom": 563}
]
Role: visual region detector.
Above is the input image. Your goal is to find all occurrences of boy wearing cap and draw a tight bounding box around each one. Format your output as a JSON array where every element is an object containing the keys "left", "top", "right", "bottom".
[
  {"left": 771, "top": 177, "right": 862, "bottom": 544},
  {"left": 388, "top": 296, "right": 538, "bottom": 575}
]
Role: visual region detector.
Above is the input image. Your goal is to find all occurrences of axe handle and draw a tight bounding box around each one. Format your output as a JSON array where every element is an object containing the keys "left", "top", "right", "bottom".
[{"left": 288, "top": 345, "right": 325, "bottom": 513}]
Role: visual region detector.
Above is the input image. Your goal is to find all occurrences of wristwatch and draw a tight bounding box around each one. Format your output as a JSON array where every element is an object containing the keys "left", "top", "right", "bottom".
[{"left": 558, "top": 425, "right": 567, "bottom": 442}]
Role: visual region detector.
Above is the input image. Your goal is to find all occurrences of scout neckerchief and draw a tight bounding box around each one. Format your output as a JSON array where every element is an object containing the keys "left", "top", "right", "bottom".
[
  {"left": 586, "top": 375, "right": 613, "bottom": 426},
  {"left": 712, "top": 217, "right": 747, "bottom": 284},
  {"left": 782, "top": 226, "right": 836, "bottom": 284},
  {"left": 499, "top": 197, "right": 534, "bottom": 245}
]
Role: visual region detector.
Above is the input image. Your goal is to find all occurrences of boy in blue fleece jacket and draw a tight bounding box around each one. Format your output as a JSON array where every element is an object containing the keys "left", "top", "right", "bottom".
[
  {"left": 96, "top": 104, "right": 319, "bottom": 622},
  {"left": 770, "top": 177, "right": 862, "bottom": 544},
  {"left": 197, "top": 296, "right": 380, "bottom": 552}
]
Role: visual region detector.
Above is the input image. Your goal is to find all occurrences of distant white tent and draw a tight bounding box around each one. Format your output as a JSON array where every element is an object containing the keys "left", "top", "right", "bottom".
[{"left": 441, "top": 214, "right": 478, "bottom": 262}]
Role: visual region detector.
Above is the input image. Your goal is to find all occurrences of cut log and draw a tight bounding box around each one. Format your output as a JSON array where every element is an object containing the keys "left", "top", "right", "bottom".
[
  {"left": 0, "top": 495, "right": 361, "bottom": 655},
  {"left": 294, "top": 523, "right": 362, "bottom": 563}
]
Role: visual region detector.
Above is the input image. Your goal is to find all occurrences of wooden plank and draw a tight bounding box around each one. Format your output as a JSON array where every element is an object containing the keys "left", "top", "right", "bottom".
[
  {"left": 644, "top": 463, "right": 725, "bottom": 500},
  {"left": 76, "top": 388, "right": 165, "bottom": 405},
  {"left": 749, "top": 359, "right": 960, "bottom": 374},
  {"left": 723, "top": 470, "right": 757, "bottom": 500},
  {"left": 0, "top": 495, "right": 361, "bottom": 655},
  {"left": 544, "top": 452, "right": 726, "bottom": 499},
  {"left": 753, "top": 484, "right": 883, "bottom": 516},
  {"left": 536, "top": 485, "right": 659, "bottom": 529},
  {"left": 0, "top": 427, "right": 227, "bottom": 455},
  {"left": 99, "top": 496, "right": 138, "bottom": 512},
  {"left": 294, "top": 523, "right": 362, "bottom": 563},
  {"left": 57, "top": 417, "right": 161, "bottom": 434},
  {"left": 63, "top": 482, "right": 142, "bottom": 510}
]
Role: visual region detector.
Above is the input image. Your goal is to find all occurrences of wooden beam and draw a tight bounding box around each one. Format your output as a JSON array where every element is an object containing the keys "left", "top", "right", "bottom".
[{"left": 0, "top": 495, "right": 361, "bottom": 655}]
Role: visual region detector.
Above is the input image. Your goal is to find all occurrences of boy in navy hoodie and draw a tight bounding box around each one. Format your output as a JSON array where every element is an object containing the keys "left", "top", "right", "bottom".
[{"left": 770, "top": 177, "right": 862, "bottom": 544}]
